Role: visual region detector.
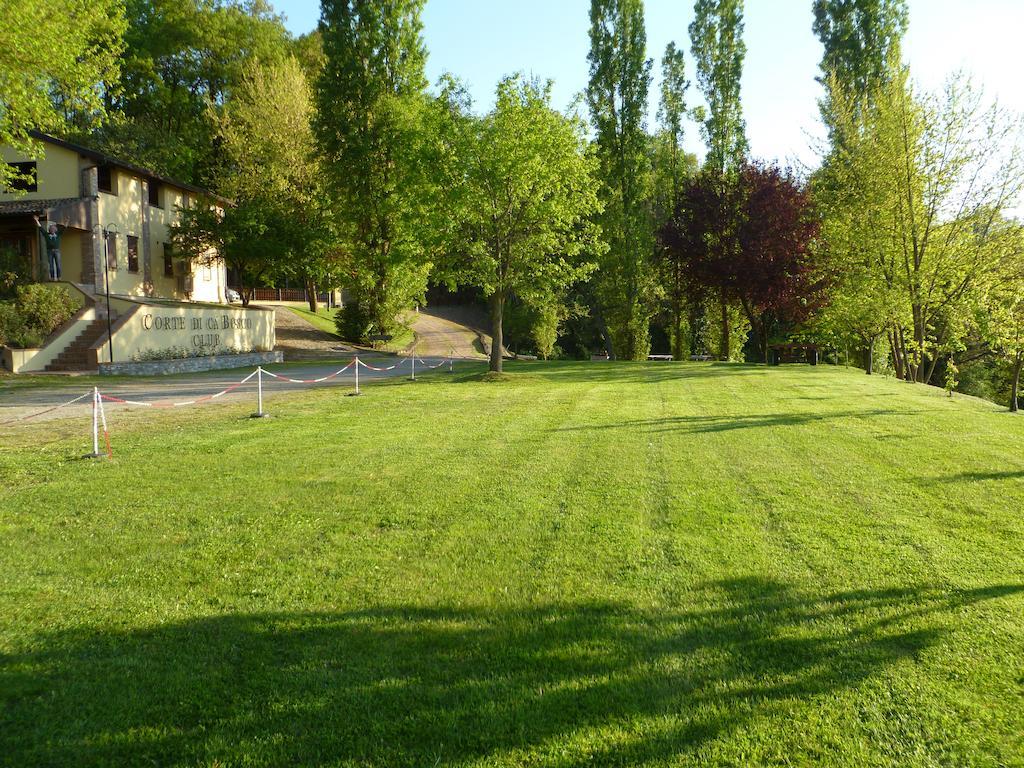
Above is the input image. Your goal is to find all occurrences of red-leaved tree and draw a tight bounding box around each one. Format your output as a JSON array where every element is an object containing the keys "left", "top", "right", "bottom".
[{"left": 662, "top": 163, "right": 827, "bottom": 362}]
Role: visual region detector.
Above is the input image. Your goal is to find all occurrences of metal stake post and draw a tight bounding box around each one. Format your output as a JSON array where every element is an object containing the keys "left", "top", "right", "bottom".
[
  {"left": 85, "top": 387, "right": 105, "bottom": 459},
  {"left": 251, "top": 366, "right": 268, "bottom": 417},
  {"left": 91, "top": 388, "right": 99, "bottom": 455},
  {"left": 350, "top": 357, "right": 361, "bottom": 396},
  {"left": 410, "top": 345, "right": 416, "bottom": 381}
]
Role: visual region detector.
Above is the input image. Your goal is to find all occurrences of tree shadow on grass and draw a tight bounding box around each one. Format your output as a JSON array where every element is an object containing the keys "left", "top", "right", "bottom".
[
  {"left": 2, "top": 579, "right": 1019, "bottom": 767},
  {"left": 550, "top": 409, "right": 923, "bottom": 435}
]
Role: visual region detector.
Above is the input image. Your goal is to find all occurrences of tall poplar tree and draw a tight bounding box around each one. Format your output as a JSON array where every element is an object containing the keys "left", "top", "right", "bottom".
[
  {"left": 689, "top": 0, "right": 748, "bottom": 359},
  {"left": 689, "top": 0, "right": 747, "bottom": 179},
  {"left": 654, "top": 42, "right": 694, "bottom": 360},
  {"left": 586, "top": 0, "right": 657, "bottom": 361},
  {"left": 813, "top": 0, "right": 908, "bottom": 134},
  {"left": 315, "top": 0, "right": 432, "bottom": 337}
]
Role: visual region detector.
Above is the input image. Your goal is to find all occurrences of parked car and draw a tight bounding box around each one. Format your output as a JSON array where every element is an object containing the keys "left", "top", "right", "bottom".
[{"left": 225, "top": 287, "right": 241, "bottom": 303}]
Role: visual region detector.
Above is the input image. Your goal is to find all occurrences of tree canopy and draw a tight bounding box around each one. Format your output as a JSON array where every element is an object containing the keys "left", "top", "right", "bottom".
[
  {"left": 315, "top": 0, "right": 433, "bottom": 338},
  {"left": 0, "top": 0, "right": 126, "bottom": 190}
]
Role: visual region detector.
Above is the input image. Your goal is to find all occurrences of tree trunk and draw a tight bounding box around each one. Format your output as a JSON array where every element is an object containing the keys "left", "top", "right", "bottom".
[
  {"left": 241, "top": 286, "right": 251, "bottom": 308},
  {"left": 912, "top": 303, "right": 925, "bottom": 383},
  {"left": 597, "top": 311, "right": 615, "bottom": 360},
  {"left": 306, "top": 281, "right": 318, "bottom": 313},
  {"left": 1011, "top": 353, "right": 1022, "bottom": 413},
  {"left": 889, "top": 330, "right": 902, "bottom": 379},
  {"left": 671, "top": 294, "right": 683, "bottom": 361},
  {"left": 897, "top": 326, "right": 914, "bottom": 382},
  {"left": 719, "top": 289, "right": 729, "bottom": 361},
  {"left": 867, "top": 336, "right": 875, "bottom": 375},
  {"left": 489, "top": 291, "right": 505, "bottom": 373},
  {"left": 689, "top": 291, "right": 703, "bottom": 357}
]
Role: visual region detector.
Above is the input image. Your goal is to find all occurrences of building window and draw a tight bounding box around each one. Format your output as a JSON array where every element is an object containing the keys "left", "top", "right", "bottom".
[
  {"left": 97, "top": 165, "right": 115, "bottom": 194},
  {"left": 163, "top": 243, "right": 174, "bottom": 277},
  {"left": 5, "top": 162, "right": 37, "bottom": 193},
  {"left": 105, "top": 232, "right": 117, "bottom": 270},
  {"left": 203, "top": 263, "right": 212, "bottom": 281},
  {"left": 127, "top": 235, "right": 139, "bottom": 273},
  {"left": 148, "top": 181, "right": 161, "bottom": 207}
]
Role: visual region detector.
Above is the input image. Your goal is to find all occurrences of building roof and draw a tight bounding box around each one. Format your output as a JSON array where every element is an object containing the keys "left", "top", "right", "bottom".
[
  {"left": 0, "top": 197, "right": 80, "bottom": 217},
  {"left": 27, "top": 131, "right": 231, "bottom": 205}
]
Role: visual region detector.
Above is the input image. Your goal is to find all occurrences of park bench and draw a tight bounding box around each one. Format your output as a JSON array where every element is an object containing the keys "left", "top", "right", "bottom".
[{"left": 769, "top": 343, "right": 819, "bottom": 366}]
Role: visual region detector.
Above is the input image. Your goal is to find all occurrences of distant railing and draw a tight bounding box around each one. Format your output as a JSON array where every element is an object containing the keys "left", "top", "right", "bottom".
[{"left": 244, "top": 287, "right": 330, "bottom": 303}]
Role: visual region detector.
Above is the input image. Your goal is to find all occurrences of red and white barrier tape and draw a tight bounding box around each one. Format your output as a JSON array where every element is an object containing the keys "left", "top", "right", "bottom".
[
  {"left": 262, "top": 360, "right": 356, "bottom": 383},
  {"left": 415, "top": 357, "right": 449, "bottom": 370},
  {"left": 0, "top": 390, "right": 93, "bottom": 426},
  {"left": 357, "top": 358, "right": 405, "bottom": 372},
  {"left": 99, "top": 368, "right": 260, "bottom": 409}
]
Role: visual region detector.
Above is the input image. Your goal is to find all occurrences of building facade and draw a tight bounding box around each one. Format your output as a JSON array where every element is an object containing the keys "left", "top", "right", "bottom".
[
  {"left": 1, "top": 134, "right": 275, "bottom": 372},
  {"left": 1, "top": 132, "right": 226, "bottom": 302}
]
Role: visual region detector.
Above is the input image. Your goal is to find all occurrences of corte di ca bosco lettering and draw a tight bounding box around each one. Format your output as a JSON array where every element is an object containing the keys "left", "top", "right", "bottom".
[{"left": 141, "top": 314, "right": 254, "bottom": 332}]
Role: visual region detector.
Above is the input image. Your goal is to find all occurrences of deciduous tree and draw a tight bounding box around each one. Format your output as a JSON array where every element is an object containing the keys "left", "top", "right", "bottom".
[
  {"left": 663, "top": 165, "right": 825, "bottom": 364},
  {"left": 0, "top": 0, "right": 125, "bottom": 190},
  {"left": 812, "top": 0, "right": 907, "bottom": 137},
  {"left": 816, "top": 49, "right": 1024, "bottom": 386},
  {"left": 689, "top": 0, "right": 748, "bottom": 359},
  {"left": 315, "top": 0, "right": 433, "bottom": 339},
  {"left": 439, "top": 76, "right": 603, "bottom": 373},
  {"left": 83, "top": 0, "right": 289, "bottom": 187},
  {"left": 980, "top": 224, "right": 1024, "bottom": 411},
  {"left": 653, "top": 41, "right": 697, "bottom": 360},
  {"left": 220, "top": 57, "right": 340, "bottom": 313}
]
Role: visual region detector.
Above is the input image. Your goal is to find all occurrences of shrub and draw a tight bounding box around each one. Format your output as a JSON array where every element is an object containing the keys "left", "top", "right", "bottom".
[
  {"left": 0, "top": 302, "right": 25, "bottom": 347},
  {"left": 0, "top": 285, "right": 77, "bottom": 349},
  {"left": 131, "top": 345, "right": 250, "bottom": 362},
  {"left": 0, "top": 246, "right": 30, "bottom": 299},
  {"left": 335, "top": 301, "right": 373, "bottom": 343},
  {"left": 15, "top": 284, "right": 76, "bottom": 336},
  {"left": 0, "top": 302, "right": 48, "bottom": 349}
]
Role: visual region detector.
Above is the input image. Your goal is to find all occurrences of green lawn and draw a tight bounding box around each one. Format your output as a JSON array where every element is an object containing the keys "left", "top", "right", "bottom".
[{"left": 2, "top": 362, "right": 1023, "bottom": 767}]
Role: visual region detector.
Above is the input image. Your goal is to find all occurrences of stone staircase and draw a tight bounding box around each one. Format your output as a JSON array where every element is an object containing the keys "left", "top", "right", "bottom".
[{"left": 44, "top": 313, "right": 116, "bottom": 372}]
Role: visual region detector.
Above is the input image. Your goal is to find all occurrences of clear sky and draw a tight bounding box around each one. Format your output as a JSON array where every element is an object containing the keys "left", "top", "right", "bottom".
[{"left": 277, "top": 0, "right": 1024, "bottom": 169}]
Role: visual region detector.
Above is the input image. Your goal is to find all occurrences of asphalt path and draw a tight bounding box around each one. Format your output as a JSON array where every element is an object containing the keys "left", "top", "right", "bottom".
[{"left": 0, "top": 356, "right": 476, "bottom": 425}]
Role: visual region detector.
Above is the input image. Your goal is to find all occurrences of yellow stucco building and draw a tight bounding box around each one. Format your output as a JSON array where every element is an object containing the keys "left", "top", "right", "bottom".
[{"left": 1, "top": 133, "right": 275, "bottom": 372}]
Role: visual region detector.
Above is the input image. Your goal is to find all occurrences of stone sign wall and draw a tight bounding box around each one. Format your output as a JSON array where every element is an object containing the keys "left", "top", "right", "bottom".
[{"left": 96, "top": 300, "right": 276, "bottom": 362}]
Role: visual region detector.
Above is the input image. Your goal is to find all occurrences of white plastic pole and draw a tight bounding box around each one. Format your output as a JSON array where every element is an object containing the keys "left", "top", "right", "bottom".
[
  {"left": 354, "top": 357, "right": 360, "bottom": 395},
  {"left": 92, "top": 387, "right": 99, "bottom": 456},
  {"left": 256, "top": 366, "right": 264, "bottom": 416},
  {"left": 411, "top": 345, "right": 416, "bottom": 381},
  {"left": 449, "top": 350, "right": 454, "bottom": 372}
]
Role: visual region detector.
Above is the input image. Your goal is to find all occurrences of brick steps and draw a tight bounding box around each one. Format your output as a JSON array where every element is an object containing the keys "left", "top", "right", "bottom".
[{"left": 44, "top": 315, "right": 116, "bottom": 372}]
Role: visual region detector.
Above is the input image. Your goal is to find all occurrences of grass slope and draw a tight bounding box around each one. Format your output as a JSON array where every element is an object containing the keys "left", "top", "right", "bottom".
[
  {"left": 287, "top": 305, "right": 342, "bottom": 337},
  {"left": 2, "top": 363, "right": 1023, "bottom": 767},
  {"left": 287, "top": 306, "right": 415, "bottom": 353}
]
